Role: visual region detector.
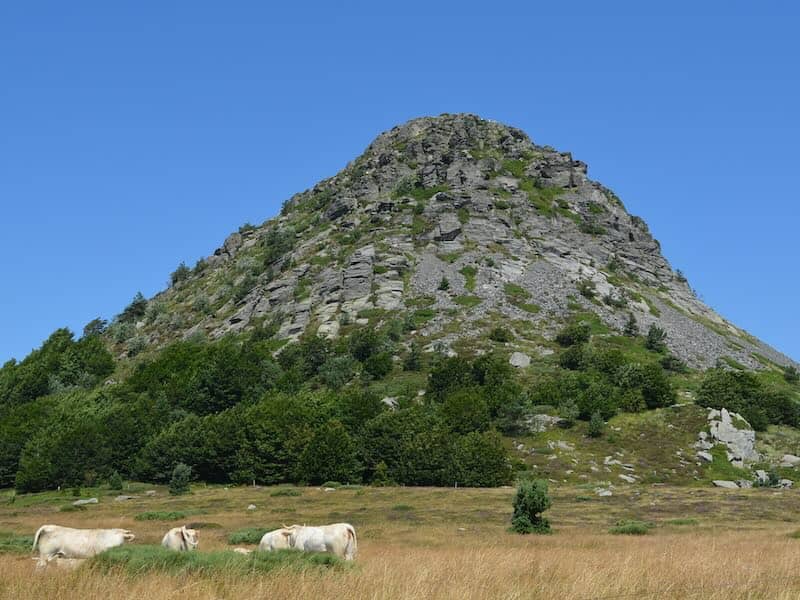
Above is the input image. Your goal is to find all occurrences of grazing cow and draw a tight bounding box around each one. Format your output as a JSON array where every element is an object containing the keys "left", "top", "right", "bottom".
[
  {"left": 258, "top": 527, "right": 292, "bottom": 552},
  {"left": 161, "top": 526, "right": 199, "bottom": 551},
  {"left": 32, "top": 525, "right": 135, "bottom": 567},
  {"left": 285, "top": 523, "right": 357, "bottom": 560}
]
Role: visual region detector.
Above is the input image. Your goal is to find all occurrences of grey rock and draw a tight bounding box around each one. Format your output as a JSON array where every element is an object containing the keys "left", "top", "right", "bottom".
[
  {"left": 780, "top": 479, "right": 794, "bottom": 489},
  {"left": 618, "top": 474, "right": 637, "bottom": 484},
  {"left": 247, "top": 504, "right": 257, "bottom": 510},
  {"left": 595, "top": 488, "right": 613, "bottom": 497},
  {"left": 114, "top": 495, "right": 137, "bottom": 502},
  {"left": 72, "top": 498, "right": 98, "bottom": 506},
  {"left": 755, "top": 470, "right": 769, "bottom": 485},
  {"left": 707, "top": 408, "right": 758, "bottom": 465},
  {"left": 696, "top": 451, "right": 713, "bottom": 462},
  {"left": 711, "top": 480, "right": 739, "bottom": 489},
  {"left": 509, "top": 352, "right": 531, "bottom": 368},
  {"left": 780, "top": 454, "right": 800, "bottom": 468}
]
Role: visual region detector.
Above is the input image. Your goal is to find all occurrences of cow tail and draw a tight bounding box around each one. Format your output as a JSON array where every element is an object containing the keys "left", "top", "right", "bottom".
[
  {"left": 345, "top": 525, "right": 357, "bottom": 560},
  {"left": 32, "top": 526, "right": 48, "bottom": 554}
]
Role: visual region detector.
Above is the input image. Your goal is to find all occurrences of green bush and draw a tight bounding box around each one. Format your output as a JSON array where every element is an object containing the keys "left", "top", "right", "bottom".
[
  {"left": 555, "top": 322, "right": 591, "bottom": 347},
  {"left": 227, "top": 528, "right": 271, "bottom": 545},
  {"left": 438, "top": 277, "right": 450, "bottom": 291},
  {"left": 135, "top": 511, "right": 188, "bottom": 521},
  {"left": 645, "top": 324, "right": 668, "bottom": 353},
  {"left": 0, "top": 532, "right": 34, "bottom": 555},
  {"left": 488, "top": 327, "right": 512, "bottom": 343},
  {"left": 107, "top": 470, "right": 123, "bottom": 490},
  {"left": 588, "top": 411, "right": 605, "bottom": 438},
  {"left": 511, "top": 479, "right": 551, "bottom": 534},
  {"left": 609, "top": 520, "right": 654, "bottom": 535},
  {"left": 169, "top": 463, "right": 192, "bottom": 495},
  {"left": 270, "top": 488, "right": 302, "bottom": 497},
  {"left": 784, "top": 366, "right": 799, "bottom": 384},
  {"left": 623, "top": 313, "right": 639, "bottom": 337}
]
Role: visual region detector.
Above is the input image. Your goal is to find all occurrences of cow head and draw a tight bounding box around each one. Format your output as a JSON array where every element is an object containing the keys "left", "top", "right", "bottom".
[
  {"left": 120, "top": 529, "right": 136, "bottom": 542},
  {"left": 282, "top": 524, "right": 301, "bottom": 548},
  {"left": 180, "top": 526, "right": 199, "bottom": 550}
]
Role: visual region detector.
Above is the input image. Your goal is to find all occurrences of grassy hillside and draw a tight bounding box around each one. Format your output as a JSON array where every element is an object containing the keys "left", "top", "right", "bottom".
[{"left": 4, "top": 484, "right": 800, "bottom": 598}]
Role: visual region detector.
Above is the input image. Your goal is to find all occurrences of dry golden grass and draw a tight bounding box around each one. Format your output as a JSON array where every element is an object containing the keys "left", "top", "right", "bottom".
[{"left": 3, "top": 484, "right": 800, "bottom": 599}]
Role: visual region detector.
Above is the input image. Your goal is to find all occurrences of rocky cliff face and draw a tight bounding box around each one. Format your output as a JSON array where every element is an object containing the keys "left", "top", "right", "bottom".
[{"left": 133, "top": 114, "right": 794, "bottom": 369}]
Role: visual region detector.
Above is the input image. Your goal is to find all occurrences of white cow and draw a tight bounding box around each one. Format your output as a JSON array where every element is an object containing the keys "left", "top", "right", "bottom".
[
  {"left": 285, "top": 523, "right": 357, "bottom": 561},
  {"left": 32, "top": 525, "right": 135, "bottom": 567},
  {"left": 258, "top": 527, "right": 292, "bottom": 552},
  {"left": 161, "top": 526, "right": 199, "bottom": 551}
]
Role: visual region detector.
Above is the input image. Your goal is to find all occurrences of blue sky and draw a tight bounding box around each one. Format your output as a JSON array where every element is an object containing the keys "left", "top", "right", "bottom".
[{"left": 1, "top": 1, "right": 798, "bottom": 363}]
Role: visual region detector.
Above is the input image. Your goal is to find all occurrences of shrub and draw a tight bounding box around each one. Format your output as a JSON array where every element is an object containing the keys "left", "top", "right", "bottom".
[
  {"left": 784, "top": 366, "right": 799, "bottom": 384},
  {"left": 609, "top": 520, "right": 654, "bottom": 535},
  {"left": 558, "top": 398, "right": 579, "bottom": 428},
  {"left": 645, "top": 324, "right": 668, "bottom": 353},
  {"left": 623, "top": 313, "right": 639, "bottom": 337},
  {"left": 135, "top": 511, "right": 188, "bottom": 521},
  {"left": 403, "top": 342, "right": 422, "bottom": 372},
  {"left": 660, "top": 354, "right": 688, "bottom": 373},
  {"left": 588, "top": 411, "right": 605, "bottom": 438},
  {"left": 270, "top": 488, "right": 302, "bottom": 497},
  {"left": 227, "top": 528, "right": 270, "bottom": 545},
  {"left": 556, "top": 322, "right": 591, "bottom": 347},
  {"left": 438, "top": 277, "right": 450, "bottom": 291},
  {"left": 0, "top": 533, "right": 34, "bottom": 555},
  {"left": 107, "top": 470, "right": 123, "bottom": 490},
  {"left": 170, "top": 262, "right": 191, "bottom": 286},
  {"left": 577, "top": 279, "right": 596, "bottom": 299},
  {"left": 511, "top": 479, "right": 551, "bottom": 534},
  {"left": 371, "top": 461, "right": 394, "bottom": 486},
  {"left": 559, "top": 344, "right": 587, "bottom": 370},
  {"left": 363, "top": 352, "right": 393, "bottom": 379},
  {"left": 169, "top": 463, "right": 192, "bottom": 496},
  {"left": 489, "top": 327, "right": 512, "bottom": 343}
]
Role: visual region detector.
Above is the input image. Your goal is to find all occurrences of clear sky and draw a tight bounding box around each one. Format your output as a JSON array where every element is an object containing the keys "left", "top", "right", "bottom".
[{"left": 1, "top": 1, "right": 798, "bottom": 363}]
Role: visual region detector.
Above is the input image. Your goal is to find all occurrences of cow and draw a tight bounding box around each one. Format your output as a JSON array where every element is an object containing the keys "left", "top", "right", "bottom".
[
  {"left": 161, "top": 526, "right": 199, "bottom": 551},
  {"left": 32, "top": 525, "right": 135, "bottom": 568},
  {"left": 258, "top": 527, "right": 292, "bottom": 552},
  {"left": 284, "top": 523, "right": 357, "bottom": 561}
]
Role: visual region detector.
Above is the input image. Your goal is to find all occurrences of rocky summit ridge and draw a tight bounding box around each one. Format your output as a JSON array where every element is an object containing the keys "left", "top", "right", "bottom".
[{"left": 132, "top": 113, "right": 794, "bottom": 370}]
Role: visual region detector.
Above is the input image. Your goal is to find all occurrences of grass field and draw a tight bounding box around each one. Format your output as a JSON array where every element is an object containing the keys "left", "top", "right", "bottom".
[{"left": 3, "top": 483, "right": 800, "bottom": 599}]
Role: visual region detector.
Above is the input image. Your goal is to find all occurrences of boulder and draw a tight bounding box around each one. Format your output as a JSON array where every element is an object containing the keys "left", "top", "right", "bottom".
[
  {"left": 595, "top": 488, "right": 613, "bottom": 497},
  {"left": 114, "top": 495, "right": 137, "bottom": 502},
  {"left": 754, "top": 470, "right": 769, "bottom": 485},
  {"left": 780, "top": 479, "right": 794, "bottom": 489},
  {"left": 72, "top": 498, "right": 98, "bottom": 506},
  {"left": 711, "top": 480, "right": 739, "bottom": 489},
  {"left": 707, "top": 408, "right": 758, "bottom": 465},
  {"left": 618, "top": 474, "right": 637, "bottom": 484},
  {"left": 247, "top": 504, "right": 257, "bottom": 511},
  {"left": 509, "top": 352, "right": 531, "bottom": 368},
  {"left": 696, "top": 451, "right": 713, "bottom": 462},
  {"left": 780, "top": 454, "right": 800, "bottom": 468}
]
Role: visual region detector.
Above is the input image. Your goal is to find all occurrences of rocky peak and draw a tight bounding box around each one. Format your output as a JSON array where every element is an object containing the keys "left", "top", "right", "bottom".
[{"left": 131, "top": 113, "right": 796, "bottom": 371}]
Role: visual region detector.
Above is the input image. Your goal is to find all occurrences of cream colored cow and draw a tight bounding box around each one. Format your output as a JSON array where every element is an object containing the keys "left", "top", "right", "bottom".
[
  {"left": 284, "top": 523, "right": 357, "bottom": 560},
  {"left": 161, "top": 526, "right": 199, "bottom": 551},
  {"left": 32, "top": 525, "right": 135, "bottom": 567}
]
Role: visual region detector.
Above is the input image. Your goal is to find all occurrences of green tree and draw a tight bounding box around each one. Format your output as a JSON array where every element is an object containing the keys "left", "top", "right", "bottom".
[
  {"left": 588, "top": 411, "right": 605, "bottom": 438},
  {"left": 169, "top": 463, "right": 192, "bottom": 495},
  {"left": 645, "top": 324, "right": 668, "bottom": 353},
  {"left": 118, "top": 292, "right": 147, "bottom": 323},
  {"left": 623, "top": 313, "right": 639, "bottom": 337},
  {"left": 441, "top": 388, "right": 490, "bottom": 434},
  {"left": 453, "top": 430, "right": 512, "bottom": 487},
  {"left": 511, "top": 479, "right": 552, "bottom": 534},
  {"left": 555, "top": 322, "right": 591, "bottom": 347},
  {"left": 298, "top": 420, "right": 361, "bottom": 485}
]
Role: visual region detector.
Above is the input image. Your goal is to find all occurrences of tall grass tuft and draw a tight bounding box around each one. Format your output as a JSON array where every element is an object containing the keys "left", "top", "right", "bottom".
[{"left": 88, "top": 545, "right": 344, "bottom": 576}]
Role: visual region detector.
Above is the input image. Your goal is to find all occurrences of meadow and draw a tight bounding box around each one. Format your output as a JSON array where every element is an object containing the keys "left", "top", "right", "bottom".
[{"left": 2, "top": 483, "right": 800, "bottom": 599}]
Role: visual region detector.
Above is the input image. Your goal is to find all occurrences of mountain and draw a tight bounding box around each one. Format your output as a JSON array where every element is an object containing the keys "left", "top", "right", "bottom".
[{"left": 124, "top": 113, "right": 793, "bottom": 370}]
